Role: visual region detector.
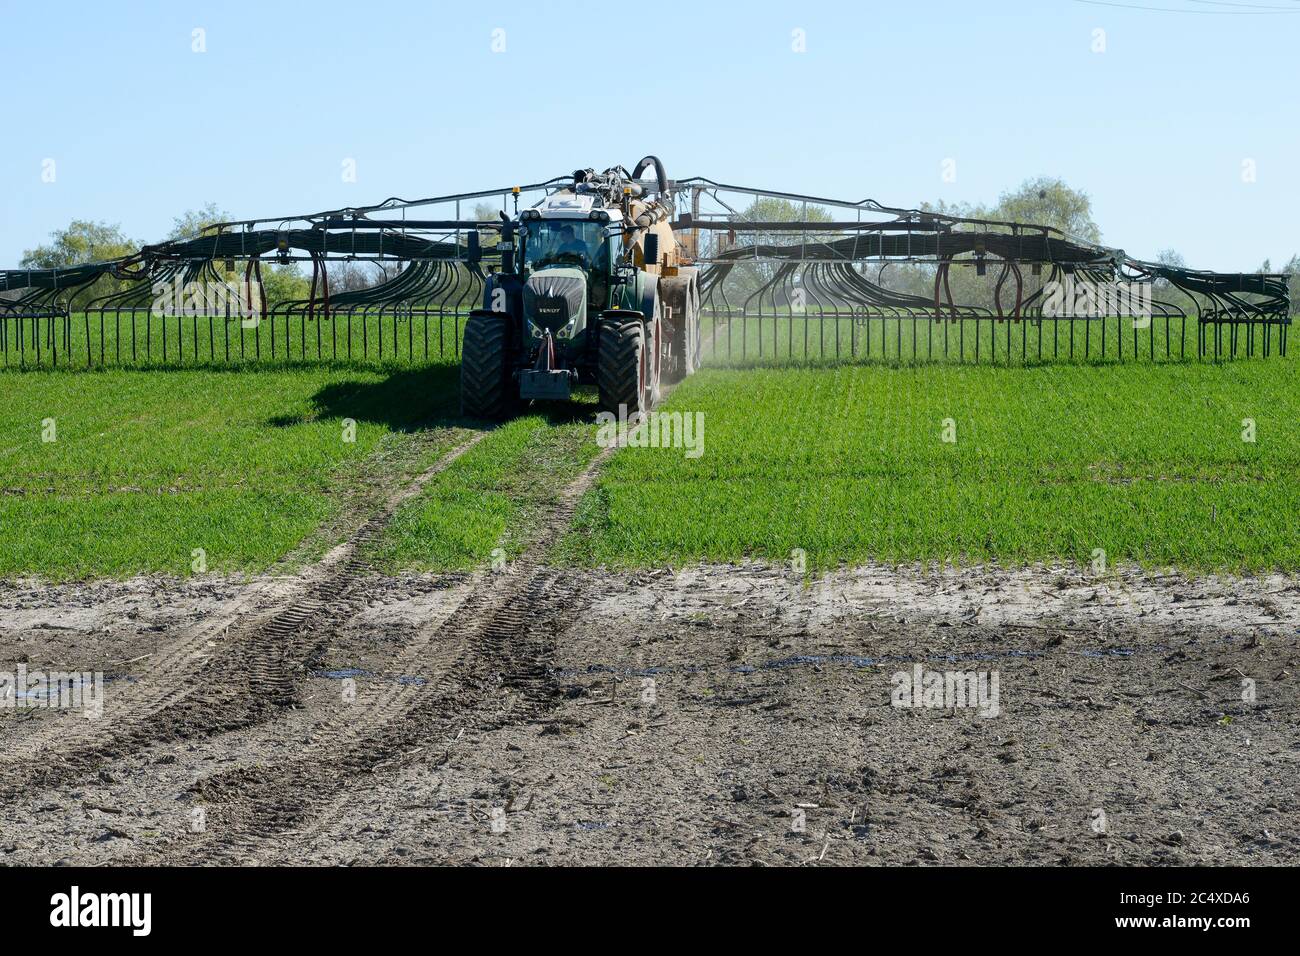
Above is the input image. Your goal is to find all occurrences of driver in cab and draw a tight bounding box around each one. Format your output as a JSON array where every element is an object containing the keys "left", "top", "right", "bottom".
[{"left": 552, "top": 223, "right": 587, "bottom": 262}]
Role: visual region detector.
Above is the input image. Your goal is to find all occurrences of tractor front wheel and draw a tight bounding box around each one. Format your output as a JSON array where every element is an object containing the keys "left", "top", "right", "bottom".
[
  {"left": 598, "top": 318, "right": 659, "bottom": 416},
  {"left": 460, "top": 311, "right": 517, "bottom": 419}
]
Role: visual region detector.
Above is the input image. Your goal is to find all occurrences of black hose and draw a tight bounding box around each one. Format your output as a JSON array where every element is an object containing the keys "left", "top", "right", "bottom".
[{"left": 632, "top": 156, "right": 668, "bottom": 194}]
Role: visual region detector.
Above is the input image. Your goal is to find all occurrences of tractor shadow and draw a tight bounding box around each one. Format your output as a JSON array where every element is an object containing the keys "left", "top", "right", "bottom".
[
  {"left": 267, "top": 365, "right": 602, "bottom": 431},
  {"left": 267, "top": 365, "right": 463, "bottom": 431}
]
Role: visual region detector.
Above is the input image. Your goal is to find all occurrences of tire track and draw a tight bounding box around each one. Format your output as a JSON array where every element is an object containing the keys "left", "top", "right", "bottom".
[
  {"left": 135, "top": 419, "right": 636, "bottom": 864},
  {"left": 0, "top": 428, "right": 486, "bottom": 798}
]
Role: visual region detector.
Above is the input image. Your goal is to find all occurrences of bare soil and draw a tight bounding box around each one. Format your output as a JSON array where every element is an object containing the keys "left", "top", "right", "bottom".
[{"left": 2, "top": 560, "right": 1296, "bottom": 866}]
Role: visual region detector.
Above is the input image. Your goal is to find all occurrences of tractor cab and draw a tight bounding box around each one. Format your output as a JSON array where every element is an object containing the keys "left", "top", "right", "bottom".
[
  {"left": 523, "top": 219, "right": 609, "bottom": 272},
  {"left": 520, "top": 193, "right": 624, "bottom": 312}
]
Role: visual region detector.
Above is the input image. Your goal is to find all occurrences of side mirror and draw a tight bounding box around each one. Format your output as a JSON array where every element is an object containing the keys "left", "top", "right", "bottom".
[{"left": 643, "top": 233, "right": 660, "bottom": 269}]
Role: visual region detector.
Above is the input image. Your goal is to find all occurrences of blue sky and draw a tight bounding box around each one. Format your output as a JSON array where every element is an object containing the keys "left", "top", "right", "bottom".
[{"left": 1, "top": 0, "right": 1296, "bottom": 271}]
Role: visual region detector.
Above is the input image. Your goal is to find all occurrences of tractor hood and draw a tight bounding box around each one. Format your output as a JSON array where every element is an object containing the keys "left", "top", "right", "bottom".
[{"left": 523, "top": 267, "right": 587, "bottom": 340}]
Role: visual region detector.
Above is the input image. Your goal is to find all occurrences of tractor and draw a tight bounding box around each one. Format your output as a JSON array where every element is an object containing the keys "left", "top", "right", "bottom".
[{"left": 459, "top": 156, "right": 701, "bottom": 419}]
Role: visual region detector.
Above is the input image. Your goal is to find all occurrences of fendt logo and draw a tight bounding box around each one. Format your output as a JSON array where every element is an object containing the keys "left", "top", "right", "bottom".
[{"left": 49, "top": 886, "right": 151, "bottom": 936}]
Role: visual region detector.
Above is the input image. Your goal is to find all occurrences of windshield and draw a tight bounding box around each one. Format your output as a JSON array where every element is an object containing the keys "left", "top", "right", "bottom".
[{"left": 523, "top": 220, "right": 609, "bottom": 271}]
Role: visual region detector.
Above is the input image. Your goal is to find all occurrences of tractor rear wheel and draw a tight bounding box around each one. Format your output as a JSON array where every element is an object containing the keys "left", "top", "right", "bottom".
[
  {"left": 660, "top": 269, "right": 701, "bottom": 384},
  {"left": 685, "top": 274, "right": 701, "bottom": 373},
  {"left": 598, "top": 318, "right": 655, "bottom": 416},
  {"left": 460, "top": 312, "right": 517, "bottom": 419}
]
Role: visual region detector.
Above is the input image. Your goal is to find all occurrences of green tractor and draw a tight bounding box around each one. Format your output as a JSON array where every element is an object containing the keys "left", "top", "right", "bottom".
[{"left": 460, "top": 157, "right": 701, "bottom": 419}]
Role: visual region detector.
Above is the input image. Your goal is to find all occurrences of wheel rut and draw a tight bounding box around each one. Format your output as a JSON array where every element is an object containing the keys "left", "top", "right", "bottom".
[
  {"left": 132, "top": 427, "right": 632, "bottom": 863},
  {"left": 0, "top": 429, "right": 485, "bottom": 799}
]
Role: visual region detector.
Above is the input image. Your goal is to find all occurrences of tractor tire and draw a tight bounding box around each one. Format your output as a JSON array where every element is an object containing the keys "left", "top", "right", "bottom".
[
  {"left": 460, "top": 312, "right": 517, "bottom": 420},
  {"left": 660, "top": 268, "right": 701, "bottom": 384},
  {"left": 647, "top": 297, "right": 663, "bottom": 407},
  {"left": 686, "top": 274, "right": 701, "bottom": 373},
  {"left": 598, "top": 319, "right": 651, "bottom": 416}
]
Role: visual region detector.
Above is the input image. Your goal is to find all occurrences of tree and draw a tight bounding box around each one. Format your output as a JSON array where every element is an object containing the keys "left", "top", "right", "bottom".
[
  {"left": 168, "top": 203, "right": 229, "bottom": 240},
  {"left": 882, "top": 178, "right": 1104, "bottom": 311},
  {"left": 918, "top": 197, "right": 991, "bottom": 221},
  {"left": 21, "top": 220, "right": 137, "bottom": 269},
  {"left": 991, "top": 177, "right": 1101, "bottom": 243},
  {"left": 261, "top": 261, "right": 312, "bottom": 306},
  {"left": 328, "top": 261, "right": 382, "bottom": 294},
  {"left": 19, "top": 220, "right": 139, "bottom": 308}
]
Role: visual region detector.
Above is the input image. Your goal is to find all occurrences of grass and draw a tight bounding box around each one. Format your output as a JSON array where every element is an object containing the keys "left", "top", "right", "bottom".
[
  {"left": 369, "top": 394, "right": 603, "bottom": 572},
  {"left": 2, "top": 325, "right": 1296, "bottom": 579},
  {"left": 0, "top": 361, "right": 463, "bottom": 579},
  {"left": 560, "top": 360, "right": 1300, "bottom": 572}
]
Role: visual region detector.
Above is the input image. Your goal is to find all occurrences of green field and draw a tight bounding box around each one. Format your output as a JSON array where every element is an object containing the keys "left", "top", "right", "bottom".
[
  {"left": 1, "top": 349, "right": 1296, "bottom": 579},
  {"left": 0, "top": 362, "right": 463, "bottom": 578},
  {"left": 367, "top": 400, "right": 601, "bottom": 571},
  {"left": 561, "top": 361, "right": 1300, "bottom": 573}
]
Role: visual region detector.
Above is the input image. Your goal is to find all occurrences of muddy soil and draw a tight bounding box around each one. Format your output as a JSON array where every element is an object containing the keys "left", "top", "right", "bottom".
[{"left": 2, "top": 562, "right": 1296, "bottom": 866}]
